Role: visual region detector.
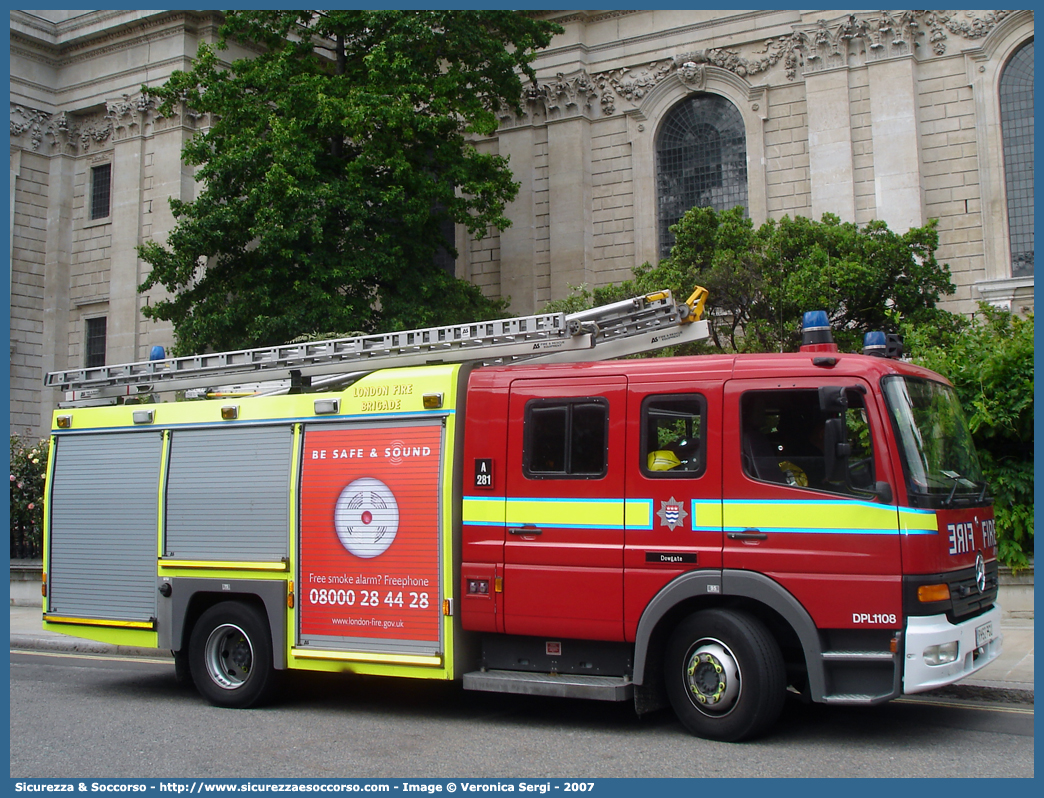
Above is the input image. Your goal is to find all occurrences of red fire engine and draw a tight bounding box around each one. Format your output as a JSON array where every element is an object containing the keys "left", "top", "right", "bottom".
[{"left": 42, "top": 291, "right": 1001, "bottom": 741}]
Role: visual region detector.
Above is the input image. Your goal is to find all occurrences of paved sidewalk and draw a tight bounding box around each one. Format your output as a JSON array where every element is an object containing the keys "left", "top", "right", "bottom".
[{"left": 8, "top": 604, "right": 1032, "bottom": 702}]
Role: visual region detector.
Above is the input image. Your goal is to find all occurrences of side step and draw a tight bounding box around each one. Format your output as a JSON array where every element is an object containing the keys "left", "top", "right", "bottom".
[
  {"left": 463, "top": 669, "right": 633, "bottom": 702},
  {"left": 820, "top": 693, "right": 892, "bottom": 706},
  {"left": 818, "top": 649, "right": 899, "bottom": 705},
  {"left": 821, "top": 650, "right": 895, "bottom": 662}
]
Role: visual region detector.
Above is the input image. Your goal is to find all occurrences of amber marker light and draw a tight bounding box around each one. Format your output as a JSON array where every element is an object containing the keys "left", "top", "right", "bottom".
[
  {"left": 56, "top": 415, "right": 72, "bottom": 429},
  {"left": 423, "top": 393, "right": 444, "bottom": 409},
  {"left": 918, "top": 584, "right": 950, "bottom": 603},
  {"left": 221, "top": 405, "right": 239, "bottom": 420}
]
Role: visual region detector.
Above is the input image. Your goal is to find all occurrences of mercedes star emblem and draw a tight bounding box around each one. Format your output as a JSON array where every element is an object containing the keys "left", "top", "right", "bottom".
[{"left": 974, "top": 552, "right": 986, "bottom": 593}]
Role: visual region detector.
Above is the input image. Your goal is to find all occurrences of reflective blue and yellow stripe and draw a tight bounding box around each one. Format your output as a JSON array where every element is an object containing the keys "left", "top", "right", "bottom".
[
  {"left": 723, "top": 499, "right": 937, "bottom": 536},
  {"left": 462, "top": 496, "right": 938, "bottom": 536},
  {"left": 462, "top": 496, "right": 653, "bottom": 529}
]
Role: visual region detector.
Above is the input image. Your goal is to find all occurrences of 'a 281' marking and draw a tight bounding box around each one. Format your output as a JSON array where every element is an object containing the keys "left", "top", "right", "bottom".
[{"left": 853, "top": 613, "right": 897, "bottom": 624}]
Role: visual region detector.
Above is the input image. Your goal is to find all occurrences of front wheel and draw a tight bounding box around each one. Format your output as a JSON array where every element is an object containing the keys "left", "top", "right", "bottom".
[
  {"left": 189, "top": 601, "right": 278, "bottom": 708},
  {"left": 664, "top": 608, "right": 785, "bottom": 742}
]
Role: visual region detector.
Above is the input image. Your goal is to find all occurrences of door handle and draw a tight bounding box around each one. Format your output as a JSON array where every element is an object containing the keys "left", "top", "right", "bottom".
[
  {"left": 728, "top": 530, "right": 767, "bottom": 541},
  {"left": 509, "top": 525, "right": 542, "bottom": 536}
]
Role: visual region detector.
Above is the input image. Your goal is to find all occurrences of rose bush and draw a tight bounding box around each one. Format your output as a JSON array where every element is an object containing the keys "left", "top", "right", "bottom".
[{"left": 10, "top": 436, "right": 48, "bottom": 559}]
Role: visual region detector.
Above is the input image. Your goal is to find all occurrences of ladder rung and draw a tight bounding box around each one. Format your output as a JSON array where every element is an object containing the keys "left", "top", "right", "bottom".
[{"left": 46, "top": 288, "right": 708, "bottom": 401}]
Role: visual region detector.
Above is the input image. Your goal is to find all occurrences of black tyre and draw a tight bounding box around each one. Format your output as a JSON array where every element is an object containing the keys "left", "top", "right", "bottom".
[
  {"left": 172, "top": 648, "right": 191, "bottom": 685},
  {"left": 188, "top": 601, "right": 277, "bottom": 708},
  {"left": 664, "top": 608, "right": 785, "bottom": 742}
]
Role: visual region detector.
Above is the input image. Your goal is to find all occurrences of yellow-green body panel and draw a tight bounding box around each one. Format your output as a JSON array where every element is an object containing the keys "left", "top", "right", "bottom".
[
  {"left": 40, "top": 621, "right": 159, "bottom": 649},
  {"left": 43, "top": 365, "right": 467, "bottom": 680}
]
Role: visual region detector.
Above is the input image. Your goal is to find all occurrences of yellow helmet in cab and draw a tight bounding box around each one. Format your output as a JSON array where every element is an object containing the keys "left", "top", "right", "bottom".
[{"left": 648, "top": 450, "right": 682, "bottom": 471}]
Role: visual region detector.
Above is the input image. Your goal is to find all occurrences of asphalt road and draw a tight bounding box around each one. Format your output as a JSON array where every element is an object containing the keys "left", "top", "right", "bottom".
[{"left": 10, "top": 651, "right": 1034, "bottom": 779}]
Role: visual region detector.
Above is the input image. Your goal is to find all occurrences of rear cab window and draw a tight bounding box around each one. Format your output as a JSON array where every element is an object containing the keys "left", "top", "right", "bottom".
[
  {"left": 523, "top": 398, "right": 608, "bottom": 478},
  {"left": 641, "top": 394, "right": 706, "bottom": 478}
]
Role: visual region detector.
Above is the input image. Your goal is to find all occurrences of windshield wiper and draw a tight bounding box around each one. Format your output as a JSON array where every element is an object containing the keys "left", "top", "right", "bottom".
[{"left": 941, "top": 470, "right": 979, "bottom": 506}]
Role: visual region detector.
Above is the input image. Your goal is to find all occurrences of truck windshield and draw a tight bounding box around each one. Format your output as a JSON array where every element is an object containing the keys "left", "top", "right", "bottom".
[{"left": 882, "top": 376, "right": 988, "bottom": 508}]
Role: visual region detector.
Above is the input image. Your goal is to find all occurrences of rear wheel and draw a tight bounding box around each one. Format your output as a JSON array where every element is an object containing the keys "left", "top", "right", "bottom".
[
  {"left": 189, "top": 601, "right": 277, "bottom": 708},
  {"left": 664, "top": 608, "right": 785, "bottom": 741}
]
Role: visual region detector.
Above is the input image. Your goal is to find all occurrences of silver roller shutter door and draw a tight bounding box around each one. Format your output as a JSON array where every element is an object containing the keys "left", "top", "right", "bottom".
[
  {"left": 48, "top": 432, "right": 162, "bottom": 621},
  {"left": 165, "top": 426, "right": 292, "bottom": 562}
]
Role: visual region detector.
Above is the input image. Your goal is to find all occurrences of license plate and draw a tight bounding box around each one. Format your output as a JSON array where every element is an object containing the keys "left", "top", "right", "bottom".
[{"left": 975, "top": 621, "right": 994, "bottom": 648}]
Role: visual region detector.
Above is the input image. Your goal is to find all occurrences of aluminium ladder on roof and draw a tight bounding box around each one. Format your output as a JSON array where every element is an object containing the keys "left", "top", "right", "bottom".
[{"left": 45, "top": 287, "right": 709, "bottom": 403}]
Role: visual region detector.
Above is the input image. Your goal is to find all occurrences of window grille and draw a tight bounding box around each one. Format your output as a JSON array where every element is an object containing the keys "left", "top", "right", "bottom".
[
  {"left": 90, "top": 163, "right": 112, "bottom": 221},
  {"left": 656, "top": 95, "right": 747, "bottom": 259},
  {"left": 85, "top": 317, "right": 106, "bottom": 367},
  {"left": 1000, "top": 40, "right": 1034, "bottom": 277}
]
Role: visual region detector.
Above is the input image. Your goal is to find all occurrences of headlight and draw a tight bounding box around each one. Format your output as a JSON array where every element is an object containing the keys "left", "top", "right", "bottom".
[{"left": 923, "top": 641, "right": 960, "bottom": 666}]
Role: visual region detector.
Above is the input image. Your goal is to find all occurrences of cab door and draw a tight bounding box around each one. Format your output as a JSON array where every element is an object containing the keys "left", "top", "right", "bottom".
[
  {"left": 722, "top": 377, "right": 902, "bottom": 629},
  {"left": 503, "top": 376, "right": 626, "bottom": 640},
  {"left": 623, "top": 384, "right": 724, "bottom": 639}
]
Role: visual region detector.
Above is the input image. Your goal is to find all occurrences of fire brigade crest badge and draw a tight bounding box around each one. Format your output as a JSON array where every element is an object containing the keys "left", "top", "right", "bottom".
[
  {"left": 657, "top": 497, "right": 689, "bottom": 531},
  {"left": 334, "top": 477, "right": 400, "bottom": 559}
]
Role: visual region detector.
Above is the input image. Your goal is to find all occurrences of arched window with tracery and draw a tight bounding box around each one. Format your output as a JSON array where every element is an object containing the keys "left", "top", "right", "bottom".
[
  {"left": 1000, "top": 39, "right": 1033, "bottom": 276},
  {"left": 656, "top": 94, "right": 748, "bottom": 259}
]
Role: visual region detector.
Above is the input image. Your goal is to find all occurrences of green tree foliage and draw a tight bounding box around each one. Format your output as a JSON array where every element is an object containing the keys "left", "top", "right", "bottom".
[
  {"left": 654, "top": 207, "right": 956, "bottom": 353},
  {"left": 138, "top": 10, "right": 560, "bottom": 354},
  {"left": 10, "top": 437, "right": 48, "bottom": 559},
  {"left": 547, "top": 208, "right": 956, "bottom": 357},
  {"left": 903, "top": 307, "right": 1034, "bottom": 569}
]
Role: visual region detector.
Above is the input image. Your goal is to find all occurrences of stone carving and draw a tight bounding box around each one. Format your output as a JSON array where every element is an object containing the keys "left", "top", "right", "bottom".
[
  {"left": 493, "top": 11, "right": 1015, "bottom": 128},
  {"left": 106, "top": 93, "right": 154, "bottom": 137},
  {"left": 10, "top": 104, "right": 51, "bottom": 151},
  {"left": 921, "top": 10, "right": 1013, "bottom": 56},
  {"left": 76, "top": 113, "right": 115, "bottom": 151},
  {"left": 791, "top": 10, "right": 1012, "bottom": 67},
  {"left": 10, "top": 92, "right": 189, "bottom": 152},
  {"left": 704, "top": 39, "right": 800, "bottom": 80},
  {"left": 541, "top": 70, "right": 600, "bottom": 115},
  {"left": 11, "top": 103, "right": 115, "bottom": 153},
  {"left": 676, "top": 58, "right": 707, "bottom": 91},
  {"left": 497, "top": 69, "right": 606, "bottom": 126},
  {"left": 48, "top": 110, "right": 113, "bottom": 153},
  {"left": 871, "top": 10, "right": 922, "bottom": 55},
  {"left": 597, "top": 60, "right": 674, "bottom": 105}
]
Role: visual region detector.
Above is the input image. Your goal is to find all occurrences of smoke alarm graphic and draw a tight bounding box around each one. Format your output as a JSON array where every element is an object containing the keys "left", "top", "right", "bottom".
[{"left": 334, "top": 477, "right": 400, "bottom": 559}]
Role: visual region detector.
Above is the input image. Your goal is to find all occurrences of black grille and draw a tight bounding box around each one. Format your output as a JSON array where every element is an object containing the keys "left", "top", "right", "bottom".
[
  {"left": 903, "top": 560, "right": 999, "bottom": 624},
  {"left": 948, "top": 560, "right": 1000, "bottom": 621}
]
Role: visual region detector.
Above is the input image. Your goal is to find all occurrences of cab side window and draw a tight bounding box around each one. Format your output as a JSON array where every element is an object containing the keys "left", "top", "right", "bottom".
[
  {"left": 641, "top": 395, "right": 706, "bottom": 478},
  {"left": 524, "top": 399, "right": 608, "bottom": 478},
  {"left": 741, "top": 389, "right": 874, "bottom": 493}
]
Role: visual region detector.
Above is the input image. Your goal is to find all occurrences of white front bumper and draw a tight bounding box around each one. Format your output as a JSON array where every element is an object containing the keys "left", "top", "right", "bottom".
[{"left": 903, "top": 605, "right": 1004, "bottom": 694}]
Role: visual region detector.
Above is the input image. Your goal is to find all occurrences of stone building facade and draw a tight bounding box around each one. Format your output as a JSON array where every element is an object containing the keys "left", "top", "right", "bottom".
[
  {"left": 9, "top": 10, "right": 1034, "bottom": 441},
  {"left": 10, "top": 10, "right": 239, "bottom": 439},
  {"left": 463, "top": 9, "right": 1034, "bottom": 317}
]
